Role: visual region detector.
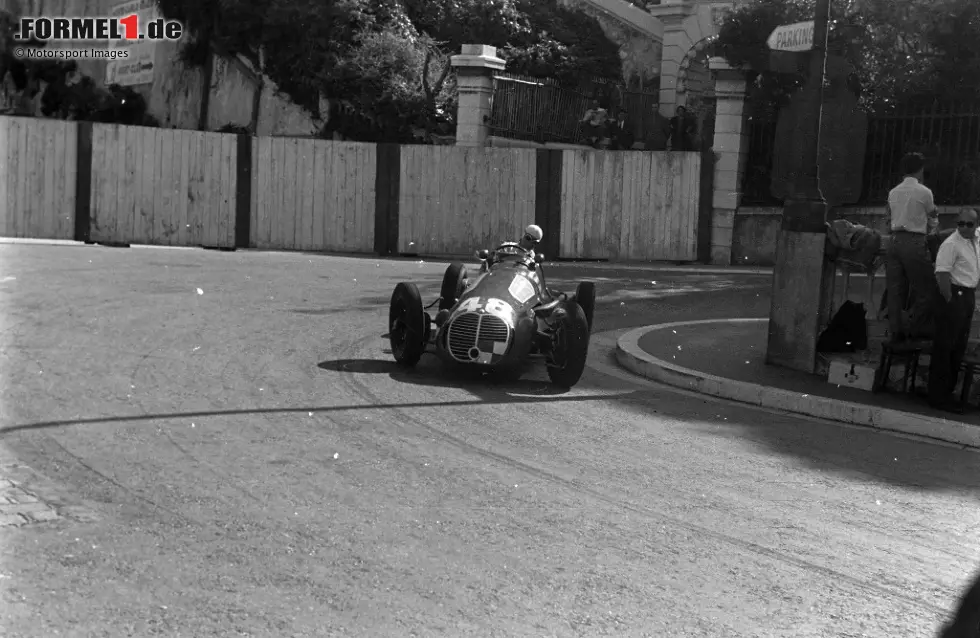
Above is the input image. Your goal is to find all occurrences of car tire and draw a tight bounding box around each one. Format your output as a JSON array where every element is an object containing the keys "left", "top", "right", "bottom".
[
  {"left": 574, "top": 282, "right": 596, "bottom": 332},
  {"left": 439, "top": 262, "right": 468, "bottom": 311},
  {"left": 389, "top": 282, "right": 427, "bottom": 367},
  {"left": 546, "top": 303, "right": 590, "bottom": 388}
]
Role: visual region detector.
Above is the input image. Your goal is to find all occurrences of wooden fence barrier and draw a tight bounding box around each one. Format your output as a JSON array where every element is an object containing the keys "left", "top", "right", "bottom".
[
  {"left": 89, "top": 125, "right": 238, "bottom": 247},
  {"left": 397, "top": 146, "right": 537, "bottom": 256},
  {"left": 0, "top": 117, "right": 77, "bottom": 240},
  {"left": 250, "top": 137, "right": 376, "bottom": 253},
  {"left": 559, "top": 150, "right": 702, "bottom": 261}
]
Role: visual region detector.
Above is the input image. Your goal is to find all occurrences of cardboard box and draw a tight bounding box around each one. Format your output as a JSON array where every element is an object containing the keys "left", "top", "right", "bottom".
[{"left": 827, "top": 359, "right": 876, "bottom": 391}]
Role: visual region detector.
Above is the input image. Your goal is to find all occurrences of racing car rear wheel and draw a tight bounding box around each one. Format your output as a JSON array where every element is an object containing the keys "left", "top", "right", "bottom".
[
  {"left": 439, "top": 262, "right": 468, "bottom": 311},
  {"left": 389, "top": 282, "right": 427, "bottom": 367},
  {"left": 574, "top": 282, "right": 596, "bottom": 332},
  {"left": 546, "top": 303, "right": 590, "bottom": 388}
]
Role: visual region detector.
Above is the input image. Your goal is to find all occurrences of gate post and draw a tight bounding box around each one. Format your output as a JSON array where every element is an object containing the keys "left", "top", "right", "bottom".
[
  {"left": 708, "top": 57, "right": 750, "bottom": 266},
  {"left": 451, "top": 45, "right": 506, "bottom": 147}
]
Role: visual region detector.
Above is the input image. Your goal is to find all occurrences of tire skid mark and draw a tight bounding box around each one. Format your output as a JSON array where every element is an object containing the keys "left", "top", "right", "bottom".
[{"left": 339, "top": 335, "right": 948, "bottom": 616}]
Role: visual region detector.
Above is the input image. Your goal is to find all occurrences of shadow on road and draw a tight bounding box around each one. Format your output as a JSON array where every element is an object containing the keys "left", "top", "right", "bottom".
[{"left": 317, "top": 357, "right": 572, "bottom": 397}]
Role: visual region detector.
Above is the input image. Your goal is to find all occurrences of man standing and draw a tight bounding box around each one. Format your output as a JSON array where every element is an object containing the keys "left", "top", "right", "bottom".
[
  {"left": 885, "top": 152, "right": 940, "bottom": 342},
  {"left": 928, "top": 207, "right": 979, "bottom": 413}
]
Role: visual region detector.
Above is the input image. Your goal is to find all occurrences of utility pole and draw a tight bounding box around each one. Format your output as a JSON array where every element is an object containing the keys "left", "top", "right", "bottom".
[{"left": 765, "top": 0, "right": 835, "bottom": 373}]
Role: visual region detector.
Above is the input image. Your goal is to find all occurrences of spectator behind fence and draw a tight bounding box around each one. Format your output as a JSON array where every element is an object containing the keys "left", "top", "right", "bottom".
[
  {"left": 669, "top": 105, "right": 696, "bottom": 151},
  {"left": 885, "top": 151, "right": 940, "bottom": 343},
  {"left": 609, "top": 110, "right": 635, "bottom": 150},
  {"left": 580, "top": 99, "right": 607, "bottom": 148}
]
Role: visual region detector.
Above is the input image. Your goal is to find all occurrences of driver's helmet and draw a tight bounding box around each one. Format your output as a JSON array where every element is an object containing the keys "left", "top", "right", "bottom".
[{"left": 519, "top": 224, "right": 543, "bottom": 251}]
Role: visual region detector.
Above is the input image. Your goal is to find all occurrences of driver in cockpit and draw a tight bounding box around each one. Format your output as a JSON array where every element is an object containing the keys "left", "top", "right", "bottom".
[{"left": 519, "top": 224, "right": 543, "bottom": 252}]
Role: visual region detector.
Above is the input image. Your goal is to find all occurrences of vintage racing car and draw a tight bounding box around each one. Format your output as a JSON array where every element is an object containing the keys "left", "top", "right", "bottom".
[{"left": 387, "top": 242, "right": 596, "bottom": 388}]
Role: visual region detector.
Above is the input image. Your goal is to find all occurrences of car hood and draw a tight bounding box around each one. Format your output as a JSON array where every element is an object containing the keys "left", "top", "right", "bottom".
[{"left": 451, "top": 264, "right": 543, "bottom": 324}]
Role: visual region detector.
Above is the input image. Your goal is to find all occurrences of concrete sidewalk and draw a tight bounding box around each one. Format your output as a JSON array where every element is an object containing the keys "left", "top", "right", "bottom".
[{"left": 616, "top": 318, "right": 980, "bottom": 450}]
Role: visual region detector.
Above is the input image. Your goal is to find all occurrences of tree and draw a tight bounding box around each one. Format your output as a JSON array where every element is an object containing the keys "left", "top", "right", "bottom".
[
  {"left": 156, "top": 0, "right": 623, "bottom": 141},
  {"left": 715, "top": 0, "right": 980, "bottom": 111}
]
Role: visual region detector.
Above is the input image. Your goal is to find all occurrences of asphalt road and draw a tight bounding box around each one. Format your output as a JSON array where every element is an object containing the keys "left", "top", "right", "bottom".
[{"left": 1, "top": 244, "right": 978, "bottom": 637}]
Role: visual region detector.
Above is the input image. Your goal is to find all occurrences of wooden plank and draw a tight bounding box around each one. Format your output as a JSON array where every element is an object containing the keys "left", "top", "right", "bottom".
[
  {"left": 0, "top": 119, "right": 8, "bottom": 236},
  {"left": 87, "top": 125, "right": 104, "bottom": 242},
  {"left": 360, "top": 142, "right": 378, "bottom": 252},
  {"left": 606, "top": 152, "right": 624, "bottom": 260},
  {"left": 558, "top": 150, "right": 572, "bottom": 258},
  {"left": 184, "top": 129, "right": 202, "bottom": 245},
  {"left": 620, "top": 153, "right": 636, "bottom": 259},
  {"left": 665, "top": 153, "right": 681, "bottom": 261},
  {"left": 396, "top": 146, "right": 412, "bottom": 253},
  {"left": 350, "top": 143, "right": 364, "bottom": 252},
  {"left": 361, "top": 143, "right": 378, "bottom": 253},
  {"left": 16, "top": 118, "right": 33, "bottom": 237},
  {"left": 12, "top": 118, "right": 28, "bottom": 237},
  {"left": 60, "top": 122, "right": 78, "bottom": 240},
  {"left": 207, "top": 132, "right": 222, "bottom": 246},
  {"left": 102, "top": 125, "right": 120, "bottom": 244},
  {"left": 267, "top": 137, "right": 283, "bottom": 249},
  {"left": 295, "top": 139, "right": 313, "bottom": 250},
  {"left": 283, "top": 138, "right": 300, "bottom": 250},
  {"left": 347, "top": 143, "right": 362, "bottom": 252},
  {"left": 198, "top": 132, "right": 213, "bottom": 246},
  {"left": 173, "top": 130, "right": 189, "bottom": 246},
  {"left": 647, "top": 153, "right": 662, "bottom": 260},
  {"left": 217, "top": 133, "right": 233, "bottom": 247},
  {"left": 253, "top": 137, "right": 271, "bottom": 248},
  {"left": 310, "top": 140, "right": 325, "bottom": 251},
  {"left": 685, "top": 153, "right": 701, "bottom": 259},
  {"left": 37, "top": 120, "right": 56, "bottom": 238},
  {"left": 222, "top": 133, "right": 236, "bottom": 247},
  {"left": 249, "top": 136, "right": 261, "bottom": 248},
  {"left": 139, "top": 128, "right": 156, "bottom": 243},
  {"left": 155, "top": 129, "right": 174, "bottom": 244},
  {"left": 319, "top": 140, "right": 335, "bottom": 250},
  {"left": 664, "top": 152, "right": 679, "bottom": 260}
]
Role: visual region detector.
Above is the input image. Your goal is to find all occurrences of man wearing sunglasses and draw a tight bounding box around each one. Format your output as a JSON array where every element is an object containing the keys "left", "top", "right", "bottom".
[
  {"left": 885, "top": 152, "right": 940, "bottom": 343},
  {"left": 927, "top": 207, "right": 979, "bottom": 413}
]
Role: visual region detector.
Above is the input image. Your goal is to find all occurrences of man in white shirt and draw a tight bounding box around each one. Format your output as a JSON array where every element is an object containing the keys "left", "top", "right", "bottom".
[
  {"left": 927, "top": 207, "right": 979, "bottom": 413},
  {"left": 884, "top": 152, "right": 940, "bottom": 342}
]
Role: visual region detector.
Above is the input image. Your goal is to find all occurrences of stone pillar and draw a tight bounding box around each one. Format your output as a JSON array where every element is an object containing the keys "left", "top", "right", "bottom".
[
  {"left": 708, "top": 57, "right": 750, "bottom": 266},
  {"left": 450, "top": 45, "right": 506, "bottom": 147},
  {"left": 648, "top": 1, "right": 696, "bottom": 117}
]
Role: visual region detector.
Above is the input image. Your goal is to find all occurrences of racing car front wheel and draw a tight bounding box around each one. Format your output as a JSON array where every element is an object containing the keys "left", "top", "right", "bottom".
[
  {"left": 389, "top": 282, "right": 427, "bottom": 367},
  {"left": 546, "top": 303, "right": 590, "bottom": 388},
  {"left": 439, "top": 262, "right": 468, "bottom": 311},
  {"left": 574, "top": 282, "right": 596, "bottom": 332}
]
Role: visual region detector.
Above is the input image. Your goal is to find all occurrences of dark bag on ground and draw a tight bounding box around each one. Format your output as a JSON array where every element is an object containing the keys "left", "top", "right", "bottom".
[{"left": 817, "top": 300, "right": 868, "bottom": 353}]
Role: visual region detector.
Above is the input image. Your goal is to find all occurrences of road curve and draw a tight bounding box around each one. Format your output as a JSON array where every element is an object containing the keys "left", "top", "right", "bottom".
[{"left": 1, "top": 245, "right": 978, "bottom": 637}]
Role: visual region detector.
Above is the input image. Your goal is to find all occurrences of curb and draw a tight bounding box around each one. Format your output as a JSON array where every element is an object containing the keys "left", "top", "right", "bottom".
[{"left": 615, "top": 318, "right": 980, "bottom": 450}]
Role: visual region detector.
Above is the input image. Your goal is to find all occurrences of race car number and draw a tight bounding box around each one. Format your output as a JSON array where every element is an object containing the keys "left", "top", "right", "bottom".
[{"left": 457, "top": 296, "right": 510, "bottom": 316}]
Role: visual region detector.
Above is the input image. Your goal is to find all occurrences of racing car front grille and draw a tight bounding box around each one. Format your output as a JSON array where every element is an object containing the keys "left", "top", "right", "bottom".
[{"left": 447, "top": 312, "right": 510, "bottom": 361}]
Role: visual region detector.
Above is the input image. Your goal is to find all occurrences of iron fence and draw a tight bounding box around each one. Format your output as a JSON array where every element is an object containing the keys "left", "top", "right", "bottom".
[
  {"left": 488, "top": 72, "right": 660, "bottom": 146},
  {"left": 742, "top": 101, "right": 980, "bottom": 206}
]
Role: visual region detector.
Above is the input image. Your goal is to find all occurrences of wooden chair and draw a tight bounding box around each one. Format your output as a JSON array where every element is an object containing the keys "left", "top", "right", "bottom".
[{"left": 873, "top": 338, "right": 932, "bottom": 394}]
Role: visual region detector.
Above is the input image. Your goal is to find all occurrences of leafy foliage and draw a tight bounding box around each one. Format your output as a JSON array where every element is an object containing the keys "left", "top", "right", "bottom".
[
  {"left": 155, "top": 0, "right": 623, "bottom": 141},
  {"left": 715, "top": 0, "right": 980, "bottom": 113},
  {"left": 0, "top": 13, "right": 156, "bottom": 125}
]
